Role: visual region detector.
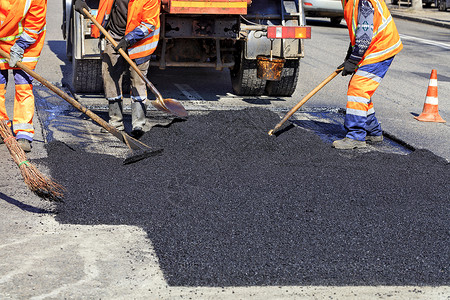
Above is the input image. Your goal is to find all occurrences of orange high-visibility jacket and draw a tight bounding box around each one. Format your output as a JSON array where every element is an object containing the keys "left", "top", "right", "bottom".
[
  {"left": 0, "top": 0, "right": 47, "bottom": 69},
  {"left": 343, "top": 0, "right": 402, "bottom": 66},
  {"left": 92, "top": 0, "right": 160, "bottom": 61}
]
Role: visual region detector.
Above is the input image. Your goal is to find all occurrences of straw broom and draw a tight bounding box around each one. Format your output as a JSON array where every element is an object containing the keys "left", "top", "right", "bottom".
[{"left": 0, "top": 120, "right": 64, "bottom": 201}]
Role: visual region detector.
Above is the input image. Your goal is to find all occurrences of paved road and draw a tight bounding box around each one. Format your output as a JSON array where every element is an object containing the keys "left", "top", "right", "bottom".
[{"left": 0, "top": 0, "right": 449, "bottom": 298}]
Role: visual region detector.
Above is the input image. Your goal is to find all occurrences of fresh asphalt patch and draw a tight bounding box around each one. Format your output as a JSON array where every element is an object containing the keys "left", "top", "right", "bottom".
[{"left": 41, "top": 108, "right": 449, "bottom": 287}]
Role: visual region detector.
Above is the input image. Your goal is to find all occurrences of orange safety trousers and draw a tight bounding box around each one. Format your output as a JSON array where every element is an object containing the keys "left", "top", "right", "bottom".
[{"left": 0, "top": 69, "right": 34, "bottom": 141}]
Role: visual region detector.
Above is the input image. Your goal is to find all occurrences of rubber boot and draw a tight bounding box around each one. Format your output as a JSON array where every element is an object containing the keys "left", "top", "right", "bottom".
[
  {"left": 332, "top": 137, "right": 367, "bottom": 149},
  {"left": 365, "top": 135, "right": 383, "bottom": 143},
  {"left": 131, "top": 100, "right": 147, "bottom": 138},
  {"left": 17, "top": 138, "right": 32, "bottom": 152},
  {"left": 108, "top": 99, "right": 125, "bottom": 131}
]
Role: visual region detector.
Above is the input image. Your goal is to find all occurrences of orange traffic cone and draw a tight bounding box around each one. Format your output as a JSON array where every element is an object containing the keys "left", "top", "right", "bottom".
[{"left": 414, "top": 69, "right": 446, "bottom": 123}]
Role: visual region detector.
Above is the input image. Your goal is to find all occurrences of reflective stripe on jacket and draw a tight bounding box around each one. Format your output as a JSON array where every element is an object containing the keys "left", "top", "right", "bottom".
[
  {"left": 92, "top": 0, "right": 160, "bottom": 61},
  {"left": 0, "top": 0, "right": 47, "bottom": 69},
  {"left": 342, "top": 0, "right": 402, "bottom": 66}
]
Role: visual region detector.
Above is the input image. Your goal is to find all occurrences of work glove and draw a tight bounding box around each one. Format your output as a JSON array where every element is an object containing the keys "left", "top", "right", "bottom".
[
  {"left": 8, "top": 43, "right": 24, "bottom": 68},
  {"left": 340, "top": 59, "right": 359, "bottom": 76},
  {"left": 74, "top": 0, "right": 90, "bottom": 16},
  {"left": 344, "top": 43, "right": 352, "bottom": 61},
  {"left": 113, "top": 38, "right": 129, "bottom": 53}
]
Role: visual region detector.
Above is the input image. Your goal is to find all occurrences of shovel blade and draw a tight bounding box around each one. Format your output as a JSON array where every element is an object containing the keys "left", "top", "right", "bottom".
[
  {"left": 163, "top": 98, "right": 188, "bottom": 118},
  {"left": 121, "top": 132, "right": 163, "bottom": 164},
  {"left": 123, "top": 148, "right": 163, "bottom": 165},
  {"left": 150, "top": 99, "right": 171, "bottom": 114},
  {"left": 151, "top": 98, "right": 188, "bottom": 118}
]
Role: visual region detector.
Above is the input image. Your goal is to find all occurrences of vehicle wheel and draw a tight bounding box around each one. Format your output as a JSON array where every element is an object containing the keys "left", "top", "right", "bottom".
[
  {"left": 265, "top": 59, "right": 300, "bottom": 97},
  {"left": 230, "top": 45, "right": 266, "bottom": 96},
  {"left": 72, "top": 58, "right": 103, "bottom": 93},
  {"left": 391, "top": 0, "right": 399, "bottom": 4},
  {"left": 330, "top": 17, "right": 343, "bottom": 25},
  {"left": 438, "top": 0, "right": 447, "bottom": 10}
]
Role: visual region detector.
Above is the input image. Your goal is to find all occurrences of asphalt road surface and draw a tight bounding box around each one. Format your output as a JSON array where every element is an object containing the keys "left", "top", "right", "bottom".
[{"left": 43, "top": 108, "right": 449, "bottom": 288}]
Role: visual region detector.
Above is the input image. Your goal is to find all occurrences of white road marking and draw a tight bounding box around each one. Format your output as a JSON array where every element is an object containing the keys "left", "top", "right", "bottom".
[
  {"left": 399, "top": 34, "right": 450, "bottom": 50},
  {"left": 174, "top": 83, "right": 205, "bottom": 102}
]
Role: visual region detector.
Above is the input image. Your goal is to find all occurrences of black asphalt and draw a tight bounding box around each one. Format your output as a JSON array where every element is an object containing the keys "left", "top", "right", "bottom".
[{"left": 41, "top": 108, "right": 449, "bottom": 287}]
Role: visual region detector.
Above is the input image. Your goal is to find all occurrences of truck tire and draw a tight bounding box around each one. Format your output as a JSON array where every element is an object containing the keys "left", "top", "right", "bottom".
[
  {"left": 72, "top": 58, "right": 103, "bottom": 93},
  {"left": 230, "top": 48, "right": 266, "bottom": 96},
  {"left": 438, "top": 0, "right": 447, "bottom": 10},
  {"left": 265, "top": 59, "right": 300, "bottom": 97},
  {"left": 66, "top": 15, "right": 73, "bottom": 62}
]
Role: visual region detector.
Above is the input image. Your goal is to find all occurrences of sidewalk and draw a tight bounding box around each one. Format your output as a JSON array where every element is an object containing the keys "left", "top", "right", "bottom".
[{"left": 388, "top": 3, "right": 450, "bottom": 28}]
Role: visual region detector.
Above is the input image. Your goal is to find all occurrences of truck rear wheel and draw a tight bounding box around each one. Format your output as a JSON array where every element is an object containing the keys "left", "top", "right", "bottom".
[
  {"left": 72, "top": 58, "right": 103, "bottom": 93},
  {"left": 230, "top": 48, "right": 266, "bottom": 96},
  {"left": 265, "top": 59, "right": 300, "bottom": 97}
]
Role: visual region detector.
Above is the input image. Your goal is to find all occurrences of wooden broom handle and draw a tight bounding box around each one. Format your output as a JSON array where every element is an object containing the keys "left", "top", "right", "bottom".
[{"left": 268, "top": 68, "right": 343, "bottom": 135}]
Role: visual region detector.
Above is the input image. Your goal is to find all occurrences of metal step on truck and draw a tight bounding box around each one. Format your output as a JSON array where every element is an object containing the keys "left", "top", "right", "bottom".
[{"left": 62, "top": 0, "right": 311, "bottom": 97}]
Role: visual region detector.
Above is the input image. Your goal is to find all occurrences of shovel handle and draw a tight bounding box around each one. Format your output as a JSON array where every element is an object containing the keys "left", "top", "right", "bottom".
[
  {"left": 268, "top": 68, "right": 343, "bottom": 135},
  {"left": 82, "top": 8, "right": 164, "bottom": 102}
]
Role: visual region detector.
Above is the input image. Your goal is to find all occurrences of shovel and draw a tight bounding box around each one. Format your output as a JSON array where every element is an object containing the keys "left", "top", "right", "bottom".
[
  {"left": 268, "top": 68, "right": 343, "bottom": 136},
  {"left": 0, "top": 49, "right": 162, "bottom": 164},
  {"left": 83, "top": 8, "right": 188, "bottom": 118}
]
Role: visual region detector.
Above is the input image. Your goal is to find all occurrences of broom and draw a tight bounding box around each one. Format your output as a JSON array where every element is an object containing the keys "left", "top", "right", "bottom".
[{"left": 0, "top": 120, "right": 64, "bottom": 201}]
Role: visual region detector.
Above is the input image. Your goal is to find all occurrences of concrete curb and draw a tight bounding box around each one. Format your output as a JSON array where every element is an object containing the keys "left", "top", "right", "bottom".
[{"left": 390, "top": 10, "right": 450, "bottom": 29}]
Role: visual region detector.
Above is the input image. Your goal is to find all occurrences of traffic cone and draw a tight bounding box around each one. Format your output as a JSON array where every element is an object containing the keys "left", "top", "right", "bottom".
[{"left": 414, "top": 69, "right": 446, "bottom": 123}]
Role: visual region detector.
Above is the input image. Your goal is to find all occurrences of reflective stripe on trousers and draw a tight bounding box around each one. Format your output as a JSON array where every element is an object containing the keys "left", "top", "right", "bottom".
[
  {"left": 0, "top": 69, "right": 35, "bottom": 141},
  {"left": 345, "top": 57, "right": 394, "bottom": 141}
]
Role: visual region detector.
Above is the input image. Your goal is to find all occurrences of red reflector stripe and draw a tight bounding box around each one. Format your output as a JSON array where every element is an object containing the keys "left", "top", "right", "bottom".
[
  {"left": 267, "top": 26, "right": 311, "bottom": 39},
  {"left": 304, "top": 2, "right": 313, "bottom": 5}
]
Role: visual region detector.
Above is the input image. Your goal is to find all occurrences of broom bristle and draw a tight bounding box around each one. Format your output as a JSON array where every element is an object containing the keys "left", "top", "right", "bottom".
[{"left": 0, "top": 120, "right": 64, "bottom": 201}]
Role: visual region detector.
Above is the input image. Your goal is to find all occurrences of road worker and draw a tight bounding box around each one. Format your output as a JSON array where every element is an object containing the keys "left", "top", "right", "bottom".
[
  {"left": 332, "top": 0, "right": 403, "bottom": 149},
  {"left": 0, "top": 0, "right": 47, "bottom": 152},
  {"left": 74, "top": 0, "right": 160, "bottom": 138}
]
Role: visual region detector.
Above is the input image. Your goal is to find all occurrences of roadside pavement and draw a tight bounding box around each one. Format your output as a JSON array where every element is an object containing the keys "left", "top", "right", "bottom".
[{"left": 388, "top": 3, "right": 450, "bottom": 28}]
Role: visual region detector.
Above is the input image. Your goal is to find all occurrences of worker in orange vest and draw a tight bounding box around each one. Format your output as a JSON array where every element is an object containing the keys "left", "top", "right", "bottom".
[
  {"left": 0, "top": 0, "right": 47, "bottom": 152},
  {"left": 333, "top": 0, "right": 402, "bottom": 149},
  {"left": 75, "top": 0, "right": 160, "bottom": 138}
]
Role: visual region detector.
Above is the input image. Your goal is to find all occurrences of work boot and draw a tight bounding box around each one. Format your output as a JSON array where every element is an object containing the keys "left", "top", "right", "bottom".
[
  {"left": 108, "top": 99, "right": 125, "bottom": 131},
  {"left": 332, "top": 137, "right": 367, "bottom": 149},
  {"left": 17, "top": 138, "right": 32, "bottom": 152},
  {"left": 131, "top": 100, "right": 147, "bottom": 138},
  {"left": 365, "top": 135, "right": 383, "bottom": 143}
]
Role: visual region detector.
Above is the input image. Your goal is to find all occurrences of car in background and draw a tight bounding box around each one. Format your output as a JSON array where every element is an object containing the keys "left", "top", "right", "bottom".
[
  {"left": 303, "top": 0, "right": 344, "bottom": 25},
  {"left": 437, "top": 0, "right": 449, "bottom": 10},
  {"left": 391, "top": 0, "right": 437, "bottom": 7}
]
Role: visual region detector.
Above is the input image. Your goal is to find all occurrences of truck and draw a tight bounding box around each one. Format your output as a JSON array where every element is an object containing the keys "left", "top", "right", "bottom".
[{"left": 62, "top": 0, "right": 311, "bottom": 97}]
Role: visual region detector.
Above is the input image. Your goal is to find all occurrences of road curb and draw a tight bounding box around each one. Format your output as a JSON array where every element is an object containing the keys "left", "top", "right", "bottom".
[{"left": 390, "top": 11, "right": 450, "bottom": 29}]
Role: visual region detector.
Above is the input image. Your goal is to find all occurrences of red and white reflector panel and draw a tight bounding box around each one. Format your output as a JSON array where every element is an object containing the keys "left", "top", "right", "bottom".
[{"left": 267, "top": 26, "right": 311, "bottom": 39}]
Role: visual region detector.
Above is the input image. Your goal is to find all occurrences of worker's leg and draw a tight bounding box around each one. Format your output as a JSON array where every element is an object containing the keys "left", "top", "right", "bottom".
[
  {"left": 0, "top": 70, "right": 8, "bottom": 144},
  {"left": 12, "top": 69, "right": 35, "bottom": 147},
  {"left": 344, "top": 57, "right": 394, "bottom": 141},
  {"left": 0, "top": 69, "right": 9, "bottom": 121},
  {"left": 129, "top": 59, "right": 149, "bottom": 136},
  {"left": 102, "top": 37, "right": 126, "bottom": 130}
]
